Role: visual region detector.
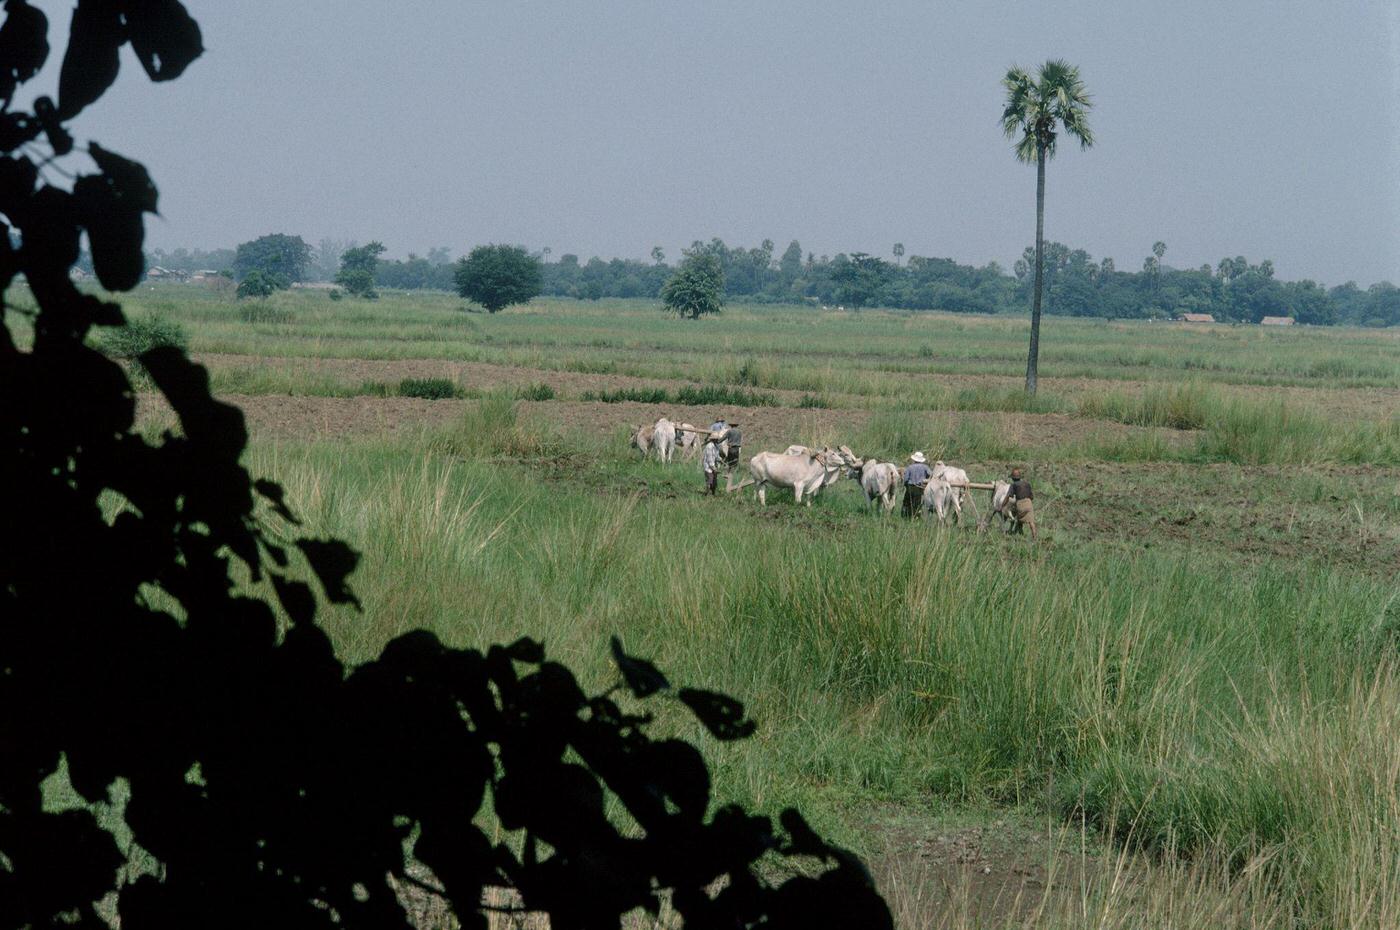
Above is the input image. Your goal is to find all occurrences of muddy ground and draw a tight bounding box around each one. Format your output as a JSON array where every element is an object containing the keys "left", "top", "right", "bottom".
[
  {"left": 135, "top": 392, "right": 1400, "bottom": 580},
  {"left": 138, "top": 390, "right": 1193, "bottom": 452}
]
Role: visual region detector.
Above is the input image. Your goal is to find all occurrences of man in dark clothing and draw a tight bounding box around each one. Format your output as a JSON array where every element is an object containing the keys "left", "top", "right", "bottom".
[
  {"left": 723, "top": 423, "right": 742, "bottom": 468},
  {"left": 721, "top": 423, "right": 742, "bottom": 490},
  {"left": 1008, "top": 467, "right": 1036, "bottom": 539},
  {"left": 902, "top": 452, "right": 930, "bottom": 518}
]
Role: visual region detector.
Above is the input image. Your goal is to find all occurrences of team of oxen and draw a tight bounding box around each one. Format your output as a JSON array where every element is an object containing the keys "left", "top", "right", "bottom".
[{"left": 630, "top": 416, "right": 1016, "bottom": 529}]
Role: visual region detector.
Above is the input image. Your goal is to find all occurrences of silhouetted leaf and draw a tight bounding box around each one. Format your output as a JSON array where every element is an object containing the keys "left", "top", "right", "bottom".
[
  {"left": 254, "top": 477, "right": 299, "bottom": 524},
  {"left": 297, "top": 537, "right": 361, "bottom": 608},
  {"left": 503, "top": 635, "right": 544, "bottom": 663},
  {"left": 271, "top": 573, "right": 316, "bottom": 626},
  {"left": 779, "top": 808, "right": 829, "bottom": 857},
  {"left": 72, "top": 145, "right": 159, "bottom": 291},
  {"left": 125, "top": 0, "right": 203, "bottom": 81},
  {"left": 0, "top": 111, "right": 38, "bottom": 151},
  {"left": 88, "top": 143, "right": 159, "bottom": 212},
  {"left": 645, "top": 739, "right": 710, "bottom": 820},
  {"left": 57, "top": 0, "right": 123, "bottom": 119},
  {"left": 610, "top": 635, "right": 669, "bottom": 697},
  {"left": 0, "top": 0, "right": 48, "bottom": 102},
  {"left": 677, "top": 688, "right": 756, "bottom": 741}
]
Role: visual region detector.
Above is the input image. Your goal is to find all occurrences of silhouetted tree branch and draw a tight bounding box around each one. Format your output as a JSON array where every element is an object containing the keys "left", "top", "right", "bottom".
[{"left": 0, "top": 3, "right": 891, "bottom": 928}]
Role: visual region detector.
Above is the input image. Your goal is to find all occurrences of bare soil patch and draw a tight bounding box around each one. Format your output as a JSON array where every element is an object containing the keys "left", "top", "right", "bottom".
[
  {"left": 1023, "top": 460, "right": 1400, "bottom": 580},
  {"left": 142, "top": 389, "right": 1189, "bottom": 455},
  {"left": 135, "top": 393, "right": 1397, "bottom": 577},
  {"left": 864, "top": 808, "right": 1110, "bottom": 927}
]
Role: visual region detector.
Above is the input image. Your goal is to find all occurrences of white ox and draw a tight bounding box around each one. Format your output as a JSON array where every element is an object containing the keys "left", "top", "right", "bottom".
[
  {"left": 630, "top": 424, "right": 654, "bottom": 458},
  {"left": 982, "top": 480, "right": 1014, "bottom": 532},
  {"left": 921, "top": 476, "right": 957, "bottom": 523},
  {"left": 856, "top": 461, "right": 900, "bottom": 513},
  {"left": 928, "top": 460, "right": 973, "bottom": 526},
  {"left": 747, "top": 448, "right": 844, "bottom": 506},
  {"left": 652, "top": 417, "right": 677, "bottom": 463}
]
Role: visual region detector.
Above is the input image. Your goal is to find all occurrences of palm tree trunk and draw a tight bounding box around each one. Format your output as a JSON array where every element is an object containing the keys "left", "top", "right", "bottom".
[{"left": 1025, "top": 148, "right": 1046, "bottom": 395}]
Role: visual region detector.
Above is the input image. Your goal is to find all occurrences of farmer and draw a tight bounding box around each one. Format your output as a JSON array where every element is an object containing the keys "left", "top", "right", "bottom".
[
  {"left": 901, "top": 452, "right": 930, "bottom": 518},
  {"left": 701, "top": 437, "right": 722, "bottom": 495},
  {"left": 722, "top": 421, "right": 742, "bottom": 470},
  {"left": 1008, "top": 466, "right": 1036, "bottom": 539},
  {"left": 709, "top": 416, "right": 728, "bottom": 434}
]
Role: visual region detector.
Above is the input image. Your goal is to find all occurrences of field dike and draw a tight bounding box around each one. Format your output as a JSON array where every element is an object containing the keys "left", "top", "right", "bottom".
[{"left": 237, "top": 417, "right": 1400, "bottom": 929}]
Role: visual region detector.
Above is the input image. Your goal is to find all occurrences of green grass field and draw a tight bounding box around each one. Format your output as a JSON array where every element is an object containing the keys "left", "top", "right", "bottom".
[{"left": 42, "top": 284, "right": 1400, "bottom": 926}]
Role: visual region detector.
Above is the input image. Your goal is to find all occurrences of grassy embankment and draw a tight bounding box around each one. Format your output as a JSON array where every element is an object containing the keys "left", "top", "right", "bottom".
[
  {"left": 229, "top": 396, "right": 1400, "bottom": 928},
  {"left": 29, "top": 284, "right": 1400, "bottom": 924}
]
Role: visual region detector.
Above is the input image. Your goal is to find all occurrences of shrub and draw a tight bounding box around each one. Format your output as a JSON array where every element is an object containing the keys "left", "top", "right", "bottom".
[
  {"left": 328, "top": 289, "right": 344, "bottom": 301},
  {"left": 398, "top": 377, "right": 463, "bottom": 400},
  {"left": 674, "top": 384, "right": 777, "bottom": 407},
  {"left": 237, "top": 302, "right": 292, "bottom": 325},
  {"left": 516, "top": 382, "right": 556, "bottom": 401},
  {"left": 582, "top": 387, "right": 670, "bottom": 404},
  {"left": 235, "top": 269, "right": 287, "bottom": 299},
  {"left": 99, "top": 314, "right": 188, "bottom": 381}
]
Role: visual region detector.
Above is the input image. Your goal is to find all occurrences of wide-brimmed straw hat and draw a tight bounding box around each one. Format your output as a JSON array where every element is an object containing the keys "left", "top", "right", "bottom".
[{"left": 910, "top": 451, "right": 927, "bottom": 464}]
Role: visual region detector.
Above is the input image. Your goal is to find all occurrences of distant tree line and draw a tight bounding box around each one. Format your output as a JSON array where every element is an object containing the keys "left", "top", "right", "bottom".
[{"left": 151, "top": 233, "right": 1400, "bottom": 326}]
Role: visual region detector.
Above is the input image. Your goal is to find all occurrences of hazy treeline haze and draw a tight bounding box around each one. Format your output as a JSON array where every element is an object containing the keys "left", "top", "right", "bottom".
[{"left": 147, "top": 235, "right": 1399, "bottom": 326}]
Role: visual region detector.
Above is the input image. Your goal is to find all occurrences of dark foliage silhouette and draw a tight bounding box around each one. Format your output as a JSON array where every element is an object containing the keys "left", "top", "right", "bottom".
[{"left": 0, "top": 4, "right": 892, "bottom": 928}]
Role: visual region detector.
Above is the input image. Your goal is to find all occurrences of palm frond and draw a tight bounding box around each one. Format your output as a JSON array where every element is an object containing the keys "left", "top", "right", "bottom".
[{"left": 1013, "top": 132, "right": 1039, "bottom": 163}]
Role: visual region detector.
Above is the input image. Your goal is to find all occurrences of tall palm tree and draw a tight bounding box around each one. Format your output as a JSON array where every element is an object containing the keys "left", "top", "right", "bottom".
[{"left": 1001, "top": 60, "right": 1094, "bottom": 394}]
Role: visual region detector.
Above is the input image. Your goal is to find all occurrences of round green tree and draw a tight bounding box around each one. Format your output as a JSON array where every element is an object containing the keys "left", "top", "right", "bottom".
[
  {"left": 454, "top": 244, "right": 541, "bottom": 312},
  {"left": 661, "top": 252, "right": 724, "bottom": 320},
  {"left": 336, "top": 240, "right": 386, "bottom": 299},
  {"left": 232, "top": 233, "right": 312, "bottom": 287}
]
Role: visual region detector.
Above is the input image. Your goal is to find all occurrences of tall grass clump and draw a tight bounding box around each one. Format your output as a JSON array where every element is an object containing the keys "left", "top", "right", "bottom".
[
  {"left": 581, "top": 384, "right": 778, "bottom": 407},
  {"left": 428, "top": 393, "right": 560, "bottom": 459},
  {"left": 953, "top": 385, "right": 1062, "bottom": 415},
  {"left": 398, "top": 377, "right": 463, "bottom": 400},
  {"left": 1078, "top": 381, "right": 1213, "bottom": 430},
  {"left": 581, "top": 387, "right": 669, "bottom": 404},
  {"left": 673, "top": 384, "right": 777, "bottom": 407},
  {"left": 854, "top": 411, "right": 929, "bottom": 461},
  {"left": 237, "top": 302, "right": 293, "bottom": 325},
  {"left": 515, "top": 382, "right": 556, "bottom": 401},
  {"left": 98, "top": 314, "right": 187, "bottom": 381},
  {"left": 1193, "top": 397, "right": 1329, "bottom": 464}
]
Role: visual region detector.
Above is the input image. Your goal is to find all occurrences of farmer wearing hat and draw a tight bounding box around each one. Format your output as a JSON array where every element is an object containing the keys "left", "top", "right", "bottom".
[
  {"left": 701, "top": 436, "right": 722, "bottom": 495},
  {"left": 901, "top": 451, "right": 931, "bottom": 518},
  {"left": 722, "top": 421, "right": 742, "bottom": 470},
  {"left": 1008, "top": 466, "right": 1036, "bottom": 538}
]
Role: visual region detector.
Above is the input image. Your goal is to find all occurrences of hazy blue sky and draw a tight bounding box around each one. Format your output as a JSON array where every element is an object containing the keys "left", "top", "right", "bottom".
[{"left": 37, "top": 0, "right": 1400, "bottom": 283}]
